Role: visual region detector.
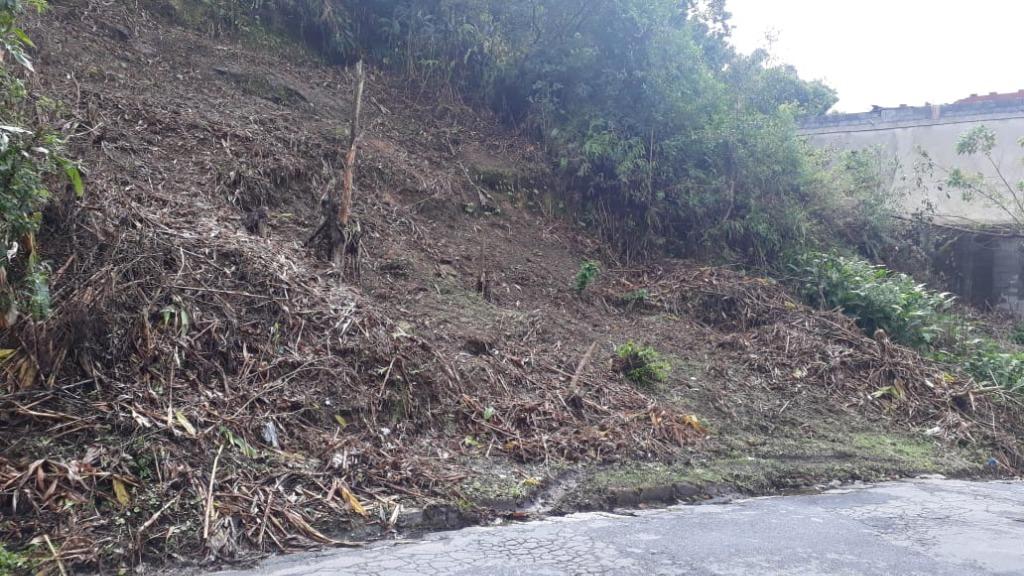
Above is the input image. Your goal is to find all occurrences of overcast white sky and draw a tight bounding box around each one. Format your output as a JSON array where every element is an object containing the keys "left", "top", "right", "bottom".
[{"left": 726, "top": 0, "right": 1024, "bottom": 113}]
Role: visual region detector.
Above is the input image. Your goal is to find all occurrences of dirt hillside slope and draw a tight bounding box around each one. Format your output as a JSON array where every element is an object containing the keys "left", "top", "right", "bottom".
[{"left": 1, "top": 2, "right": 1021, "bottom": 573}]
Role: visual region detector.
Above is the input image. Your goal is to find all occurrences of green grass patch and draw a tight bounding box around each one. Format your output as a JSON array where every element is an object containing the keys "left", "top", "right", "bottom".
[{"left": 0, "top": 544, "right": 31, "bottom": 575}]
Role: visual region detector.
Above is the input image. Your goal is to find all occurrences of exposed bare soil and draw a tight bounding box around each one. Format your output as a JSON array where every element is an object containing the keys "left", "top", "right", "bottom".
[{"left": 1, "top": 2, "right": 1021, "bottom": 574}]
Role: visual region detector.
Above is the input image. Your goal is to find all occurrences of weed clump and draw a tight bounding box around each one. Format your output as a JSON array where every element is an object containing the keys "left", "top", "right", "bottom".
[
  {"left": 615, "top": 341, "right": 671, "bottom": 388},
  {"left": 932, "top": 340, "right": 1024, "bottom": 394},
  {"left": 575, "top": 260, "right": 600, "bottom": 294},
  {"left": 0, "top": 544, "right": 30, "bottom": 574},
  {"left": 619, "top": 288, "right": 649, "bottom": 309},
  {"left": 1011, "top": 323, "right": 1024, "bottom": 346}
]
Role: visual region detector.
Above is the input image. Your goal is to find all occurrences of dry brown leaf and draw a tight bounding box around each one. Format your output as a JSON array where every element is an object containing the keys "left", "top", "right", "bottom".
[
  {"left": 339, "top": 484, "right": 367, "bottom": 517},
  {"left": 175, "top": 411, "right": 197, "bottom": 436},
  {"left": 17, "top": 357, "right": 36, "bottom": 389},
  {"left": 112, "top": 478, "right": 130, "bottom": 507},
  {"left": 131, "top": 408, "right": 153, "bottom": 429},
  {"left": 681, "top": 414, "right": 705, "bottom": 433}
]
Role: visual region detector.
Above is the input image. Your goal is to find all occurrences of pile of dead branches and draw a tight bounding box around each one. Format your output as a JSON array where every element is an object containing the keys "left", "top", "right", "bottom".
[
  {"left": 607, "top": 263, "right": 1024, "bottom": 461},
  {"left": 0, "top": 200, "right": 703, "bottom": 573}
]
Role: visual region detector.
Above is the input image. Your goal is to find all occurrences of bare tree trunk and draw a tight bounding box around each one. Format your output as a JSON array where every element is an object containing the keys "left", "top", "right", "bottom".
[
  {"left": 309, "top": 61, "right": 366, "bottom": 276},
  {"left": 338, "top": 61, "right": 366, "bottom": 228}
]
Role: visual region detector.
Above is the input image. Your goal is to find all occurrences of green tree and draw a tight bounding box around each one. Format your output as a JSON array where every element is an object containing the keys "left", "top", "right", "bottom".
[{"left": 944, "top": 125, "right": 1024, "bottom": 230}]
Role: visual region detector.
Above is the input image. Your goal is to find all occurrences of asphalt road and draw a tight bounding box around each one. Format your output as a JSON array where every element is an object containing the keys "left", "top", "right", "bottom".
[{"left": 218, "top": 478, "right": 1024, "bottom": 576}]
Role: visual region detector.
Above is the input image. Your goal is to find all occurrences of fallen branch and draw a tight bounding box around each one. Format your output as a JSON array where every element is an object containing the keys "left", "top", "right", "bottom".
[
  {"left": 459, "top": 161, "right": 495, "bottom": 209},
  {"left": 43, "top": 534, "right": 68, "bottom": 576},
  {"left": 568, "top": 342, "right": 598, "bottom": 391},
  {"left": 203, "top": 444, "right": 224, "bottom": 543}
]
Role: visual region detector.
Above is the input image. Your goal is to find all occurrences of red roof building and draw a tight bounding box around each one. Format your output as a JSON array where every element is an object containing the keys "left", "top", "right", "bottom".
[{"left": 955, "top": 90, "right": 1024, "bottom": 105}]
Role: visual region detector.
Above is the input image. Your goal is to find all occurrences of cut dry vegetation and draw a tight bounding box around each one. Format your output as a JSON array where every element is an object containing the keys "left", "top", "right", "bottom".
[{"left": 0, "top": 2, "right": 1022, "bottom": 574}]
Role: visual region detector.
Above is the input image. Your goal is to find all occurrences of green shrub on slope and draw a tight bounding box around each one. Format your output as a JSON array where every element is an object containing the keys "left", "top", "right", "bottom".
[
  {"left": 793, "top": 252, "right": 1024, "bottom": 392},
  {"left": 793, "top": 252, "right": 954, "bottom": 348},
  {"left": 615, "top": 342, "right": 671, "bottom": 388}
]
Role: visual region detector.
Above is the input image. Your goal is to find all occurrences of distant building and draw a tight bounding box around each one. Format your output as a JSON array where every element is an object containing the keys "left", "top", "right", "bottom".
[{"left": 954, "top": 90, "right": 1024, "bottom": 105}]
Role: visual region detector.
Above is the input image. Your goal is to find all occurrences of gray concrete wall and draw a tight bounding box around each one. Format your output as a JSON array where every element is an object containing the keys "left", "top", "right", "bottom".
[{"left": 800, "top": 101, "right": 1024, "bottom": 225}]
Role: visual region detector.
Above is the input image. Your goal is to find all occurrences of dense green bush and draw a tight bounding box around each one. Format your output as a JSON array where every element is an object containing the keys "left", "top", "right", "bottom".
[
  {"left": 793, "top": 252, "right": 955, "bottom": 348},
  {"left": 1011, "top": 323, "right": 1024, "bottom": 346},
  {"left": 934, "top": 341, "right": 1024, "bottom": 393},
  {"left": 793, "top": 252, "right": 1024, "bottom": 392},
  {"left": 615, "top": 341, "right": 671, "bottom": 388},
  {"left": 811, "top": 146, "right": 904, "bottom": 260}
]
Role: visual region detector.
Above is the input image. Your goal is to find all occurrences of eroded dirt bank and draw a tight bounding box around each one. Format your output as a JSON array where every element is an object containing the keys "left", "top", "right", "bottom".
[{"left": 1, "top": 2, "right": 1021, "bottom": 573}]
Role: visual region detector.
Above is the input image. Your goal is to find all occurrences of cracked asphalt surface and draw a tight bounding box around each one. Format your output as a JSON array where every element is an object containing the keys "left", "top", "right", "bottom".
[{"left": 217, "top": 479, "right": 1024, "bottom": 575}]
